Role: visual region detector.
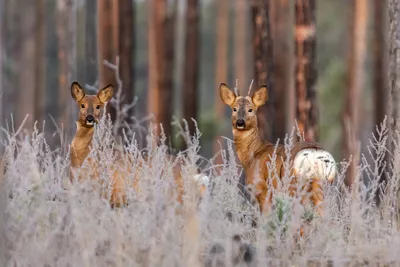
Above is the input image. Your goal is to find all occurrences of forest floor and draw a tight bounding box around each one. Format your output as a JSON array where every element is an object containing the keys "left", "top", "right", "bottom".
[{"left": 0, "top": 117, "right": 399, "bottom": 267}]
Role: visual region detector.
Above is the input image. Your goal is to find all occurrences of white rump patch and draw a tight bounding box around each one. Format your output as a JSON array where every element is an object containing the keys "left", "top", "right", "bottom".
[
  {"left": 293, "top": 148, "right": 337, "bottom": 183},
  {"left": 193, "top": 174, "right": 210, "bottom": 187}
]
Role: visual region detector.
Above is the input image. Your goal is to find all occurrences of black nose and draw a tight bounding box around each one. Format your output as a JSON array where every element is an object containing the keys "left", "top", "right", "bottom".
[
  {"left": 86, "top": 115, "right": 94, "bottom": 122},
  {"left": 236, "top": 119, "right": 245, "bottom": 127}
]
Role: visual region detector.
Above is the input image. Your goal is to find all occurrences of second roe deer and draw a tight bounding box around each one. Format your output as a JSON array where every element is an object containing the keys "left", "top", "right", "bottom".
[
  {"left": 219, "top": 82, "right": 337, "bottom": 216},
  {"left": 69, "top": 81, "right": 209, "bottom": 208}
]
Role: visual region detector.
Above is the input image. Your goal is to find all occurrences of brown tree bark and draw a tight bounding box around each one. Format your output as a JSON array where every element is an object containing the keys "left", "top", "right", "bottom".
[
  {"left": 183, "top": 0, "right": 200, "bottom": 137},
  {"left": 374, "top": 0, "right": 388, "bottom": 205},
  {"left": 118, "top": 0, "right": 135, "bottom": 118},
  {"left": 15, "top": 0, "right": 36, "bottom": 129},
  {"left": 213, "top": 0, "right": 229, "bottom": 163},
  {"left": 147, "top": 0, "right": 176, "bottom": 139},
  {"left": 343, "top": 0, "right": 368, "bottom": 188},
  {"left": 57, "top": 0, "right": 75, "bottom": 135},
  {"left": 295, "top": 0, "right": 317, "bottom": 142},
  {"left": 251, "top": 0, "right": 273, "bottom": 142},
  {"left": 97, "top": 0, "right": 118, "bottom": 120},
  {"left": 85, "top": 0, "right": 97, "bottom": 84},
  {"left": 271, "top": 0, "right": 293, "bottom": 142},
  {"left": 34, "top": 0, "right": 46, "bottom": 125},
  {"left": 234, "top": 0, "right": 248, "bottom": 88},
  {"left": 374, "top": 0, "right": 388, "bottom": 127}
]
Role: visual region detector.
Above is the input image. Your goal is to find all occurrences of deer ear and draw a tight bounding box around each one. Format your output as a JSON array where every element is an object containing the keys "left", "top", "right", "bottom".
[
  {"left": 97, "top": 84, "right": 114, "bottom": 103},
  {"left": 252, "top": 85, "right": 268, "bottom": 108},
  {"left": 219, "top": 83, "right": 236, "bottom": 106},
  {"left": 71, "top": 82, "right": 85, "bottom": 102}
]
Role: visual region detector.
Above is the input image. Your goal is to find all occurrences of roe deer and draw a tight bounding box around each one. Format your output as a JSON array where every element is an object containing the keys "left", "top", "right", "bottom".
[
  {"left": 69, "top": 81, "right": 209, "bottom": 208},
  {"left": 219, "top": 82, "right": 337, "bottom": 216}
]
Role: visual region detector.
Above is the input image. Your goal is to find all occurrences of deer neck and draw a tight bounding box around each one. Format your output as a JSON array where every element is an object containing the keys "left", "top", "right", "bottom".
[
  {"left": 70, "top": 122, "right": 95, "bottom": 168},
  {"left": 233, "top": 128, "right": 268, "bottom": 169}
]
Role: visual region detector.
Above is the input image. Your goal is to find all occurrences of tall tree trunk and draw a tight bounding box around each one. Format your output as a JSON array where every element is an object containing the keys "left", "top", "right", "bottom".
[
  {"left": 343, "top": 0, "right": 368, "bottom": 188},
  {"left": 374, "top": 0, "right": 388, "bottom": 205},
  {"left": 147, "top": 0, "right": 176, "bottom": 140},
  {"left": 118, "top": 0, "right": 135, "bottom": 118},
  {"left": 213, "top": 0, "right": 229, "bottom": 163},
  {"left": 388, "top": 0, "right": 400, "bottom": 212},
  {"left": 57, "top": 0, "right": 75, "bottom": 136},
  {"left": 34, "top": 0, "right": 46, "bottom": 125},
  {"left": 97, "top": 0, "right": 118, "bottom": 120},
  {"left": 85, "top": 0, "right": 97, "bottom": 85},
  {"left": 271, "top": 0, "right": 293, "bottom": 141},
  {"left": 374, "top": 0, "right": 388, "bottom": 127},
  {"left": 295, "top": 0, "right": 317, "bottom": 142},
  {"left": 16, "top": 0, "right": 36, "bottom": 129},
  {"left": 0, "top": 0, "right": 4, "bottom": 131},
  {"left": 234, "top": 0, "right": 248, "bottom": 88},
  {"left": 251, "top": 0, "right": 273, "bottom": 142},
  {"left": 182, "top": 0, "right": 200, "bottom": 138}
]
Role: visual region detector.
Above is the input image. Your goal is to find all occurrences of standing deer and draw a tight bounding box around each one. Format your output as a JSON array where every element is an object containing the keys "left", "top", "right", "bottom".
[
  {"left": 219, "top": 82, "right": 337, "bottom": 216},
  {"left": 69, "top": 81, "right": 209, "bottom": 208}
]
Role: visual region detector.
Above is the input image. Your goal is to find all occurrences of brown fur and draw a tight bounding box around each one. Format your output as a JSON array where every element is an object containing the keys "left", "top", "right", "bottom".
[
  {"left": 220, "top": 83, "right": 330, "bottom": 215},
  {"left": 69, "top": 82, "right": 205, "bottom": 208}
]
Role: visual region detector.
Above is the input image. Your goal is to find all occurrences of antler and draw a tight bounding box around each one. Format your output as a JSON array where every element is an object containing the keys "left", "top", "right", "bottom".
[
  {"left": 234, "top": 79, "right": 239, "bottom": 96},
  {"left": 247, "top": 79, "right": 254, "bottom": 96}
]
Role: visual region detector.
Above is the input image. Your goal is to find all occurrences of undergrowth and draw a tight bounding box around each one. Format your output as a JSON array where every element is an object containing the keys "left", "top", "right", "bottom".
[{"left": 0, "top": 114, "right": 399, "bottom": 267}]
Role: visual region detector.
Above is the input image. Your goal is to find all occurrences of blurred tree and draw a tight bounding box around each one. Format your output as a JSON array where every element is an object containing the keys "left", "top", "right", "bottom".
[
  {"left": 374, "top": 0, "right": 388, "bottom": 127},
  {"left": 388, "top": 0, "right": 400, "bottom": 203},
  {"left": 251, "top": 0, "right": 273, "bottom": 142},
  {"left": 57, "top": 0, "right": 75, "bottom": 136},
  {"left": 343, "top": 0, "right": 368, "bottom": 188},
  {"left": 148, "top": 0, "right": 176, "bottom": 139},
  {"left": 295, "top": 0, "right": 317, "bottom": 142},
  {"left": 374, "top": 0, "right": 388, "bottom": 204},
  {"left": 16, "top": 0, "right": 36, "bottom": 129},
  {"left": 234, "top": 0, "right": 247, "bottom": 88},
  {"left": 34, "top": 0, "right": 46, "bottom": 125},
  {"left": 118, "top": 0, "right": 135, "bottom": 118},
  {"left": 271, "top": 0, "right": 293, "bottom": 141},
  {"left": 213, "top": 0, "right": 229, "bottom": 164},
  {"left": 85, "top": 0, "right": 97, "bottom": 85},
  {"left": 0, "top": 0, "right": 4, "bottom": 130},
  {"left": 97, "top": 0, "right": 118, "bottom": 120},
  {"left": 182, "top": 0, "right": 199, "bottom": 138}
]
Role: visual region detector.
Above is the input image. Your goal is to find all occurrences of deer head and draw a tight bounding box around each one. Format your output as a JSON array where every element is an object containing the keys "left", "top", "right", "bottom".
[
  {"left": 219, "top": 82, "right": 268, "bottom": 132},
  {"left": 71, "top": 81, "right": 114, "bottom": 128}
]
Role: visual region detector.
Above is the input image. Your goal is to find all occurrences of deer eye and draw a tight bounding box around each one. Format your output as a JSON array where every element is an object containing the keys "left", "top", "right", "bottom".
[
  {"left": 96, "top": 105, "right": 100, "bottom": 109},
  {"left": 233, "top": 108, "right": 237, "bottom": 112},
  {"left": 248, "top": 109, "right": 253, "bottom": 112},
  {"left": 80, "top": 104, "right": 85, "bottom": 108}
]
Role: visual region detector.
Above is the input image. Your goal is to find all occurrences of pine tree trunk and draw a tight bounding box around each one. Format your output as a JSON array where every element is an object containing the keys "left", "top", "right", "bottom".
[
  {"left": 56, "top": 0, "right": 74, "bottom": 135},
  {"left": 85, "top": 0, "right": 97, "bottom": 84},
  {"left": 16, "top": 0, "right": 36, "bottom": 129},
  {"left": 118, "top": 0, "right": 135, "bottom": 118},
  {"left": 374, "top": 0, "right": 388, "bottom": 205},
  {"left": 97, "top": 0, "right": 118, "bottom": 120},
  {"left": 251, "top": 0, "right": 273, "bottom": 142},
  {"left": 183, "top": 0, "right": 199, "bottom": 138},
  {"left": 374, "top": 0, "right": 388, "bottom": 127},
  {"left": 34, "top": 0, "right": 46, "bottom": 125},
  {"left": 213, "top": 0, "right": 229, "bottom": 163},
  {"left": 147, "top": 0, "right": 176, "bottom": 139},
  {"left": 343, "top": 0, "right": 368, "bottom": 188},
  {"left": 295, "top": 0, "right": 317, "bottom": 142},
  {"left": 388, "top": 0, "right": 400, "bottom": 212},
  {"left": 234, "top": 0, "right": 248, "bottom": 88},
  {"left": 271, "top": 0, "right": 293, "bottom": 141}
]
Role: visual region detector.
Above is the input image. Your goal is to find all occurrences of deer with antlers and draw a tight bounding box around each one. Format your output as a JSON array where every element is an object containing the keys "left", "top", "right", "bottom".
[
  {"left": 69, "top": 81, "right": 209, "bottom": 208},
  {"left": 219, "top": 82, "right": 337, "bottom": 216}
]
